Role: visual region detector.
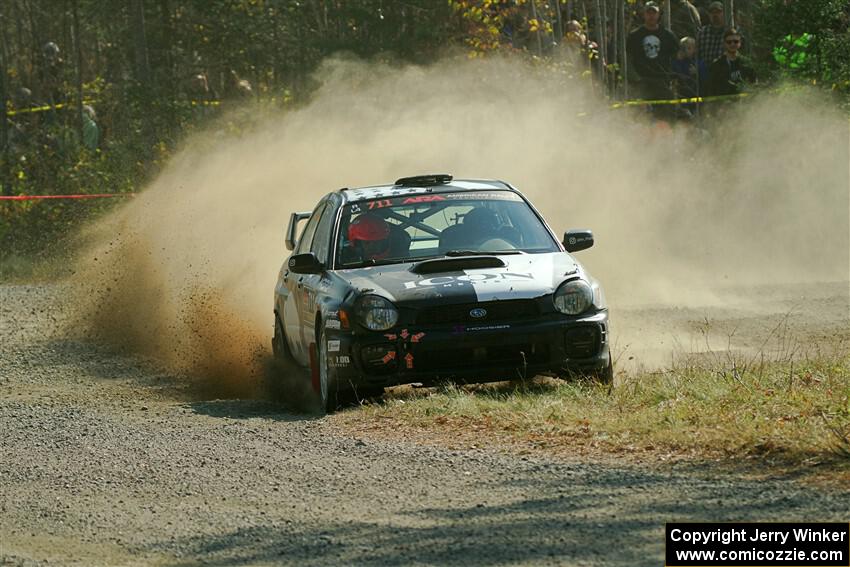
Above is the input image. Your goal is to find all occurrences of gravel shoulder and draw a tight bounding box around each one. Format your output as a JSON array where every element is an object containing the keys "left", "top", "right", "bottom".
[{"left": 1, "top": 283, "right": 848, "bottom": 566}]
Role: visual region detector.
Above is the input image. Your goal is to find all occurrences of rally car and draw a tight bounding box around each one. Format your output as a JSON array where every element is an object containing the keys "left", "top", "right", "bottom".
[{"left": 273, "top": 174, "right": 611, "bottom": 412}]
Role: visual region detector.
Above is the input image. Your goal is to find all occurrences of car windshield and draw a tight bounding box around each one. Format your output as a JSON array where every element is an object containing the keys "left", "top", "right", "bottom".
[{"left": 335, "top": 190, "right": 559, "bottom": 268}]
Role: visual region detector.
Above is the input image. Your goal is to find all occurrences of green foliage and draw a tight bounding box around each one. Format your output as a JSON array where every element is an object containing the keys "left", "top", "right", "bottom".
[{"left": 754, "top": 0, "right": 850, "bottom": 95}]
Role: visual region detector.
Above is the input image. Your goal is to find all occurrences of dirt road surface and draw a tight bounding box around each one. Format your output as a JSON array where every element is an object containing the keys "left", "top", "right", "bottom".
[{"left": 2, "top": 283, "right": 848, "bottom": 566}]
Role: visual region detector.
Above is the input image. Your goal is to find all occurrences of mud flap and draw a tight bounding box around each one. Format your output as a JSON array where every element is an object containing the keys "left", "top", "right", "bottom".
[{"left": 309, "top": 342, "right": 320, "bottom": 394}]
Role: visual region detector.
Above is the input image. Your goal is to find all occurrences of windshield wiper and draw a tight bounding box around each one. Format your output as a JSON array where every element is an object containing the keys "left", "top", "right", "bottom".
[
  {"left": 346, "top": 257, "right": 412, "bottom": 269},
  {"left": 444, "top": 249, "right": 523, "bottom": 257}
]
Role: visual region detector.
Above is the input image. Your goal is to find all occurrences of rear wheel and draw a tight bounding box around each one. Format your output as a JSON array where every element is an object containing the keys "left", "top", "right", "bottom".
[
  {"left": 270, "top": 313, "right": 314, "bottom": 410},
  {"left": 272, "top": 314, "right": 290, "bottom": 361}
]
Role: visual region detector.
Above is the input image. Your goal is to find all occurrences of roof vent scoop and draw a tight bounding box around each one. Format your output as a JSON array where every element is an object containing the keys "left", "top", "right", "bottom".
[{"left": 394, "top": 174, "right": 453, "bottom": 187}]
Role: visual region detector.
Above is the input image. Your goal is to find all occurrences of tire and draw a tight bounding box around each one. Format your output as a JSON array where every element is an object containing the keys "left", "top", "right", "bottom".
[
  {"left": 272, "top": 314, "right": 291, "bottom": 361},
  {"left": 317, "top": 329, "right": 349, "bottom": 413}
]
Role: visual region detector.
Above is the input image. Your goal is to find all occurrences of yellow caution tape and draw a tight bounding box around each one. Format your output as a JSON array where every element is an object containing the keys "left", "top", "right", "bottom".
[
  {"left": 609, "top": 92, "right": 750, "bottom": 109},
  {"left": 6, "top": 99, "right": 99, "bottom": 116}
]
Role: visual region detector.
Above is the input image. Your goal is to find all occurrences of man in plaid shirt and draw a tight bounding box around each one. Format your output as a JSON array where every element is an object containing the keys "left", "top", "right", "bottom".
[{"left": 697, "top": 2, "right": 726, "bottom": 65}]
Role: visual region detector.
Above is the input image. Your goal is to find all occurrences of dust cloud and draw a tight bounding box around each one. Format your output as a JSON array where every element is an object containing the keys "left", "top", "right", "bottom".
[{"left": 70, "top": 54, "right": 849, "bottom": 390}]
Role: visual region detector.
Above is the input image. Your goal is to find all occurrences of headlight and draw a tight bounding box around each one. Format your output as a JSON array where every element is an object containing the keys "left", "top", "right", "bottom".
[
  {"left": 355, "top": 295, "right": 399, "bottom": 331},
  {"left": 553, "top": 279, "right": 593, "bottom": 315}
]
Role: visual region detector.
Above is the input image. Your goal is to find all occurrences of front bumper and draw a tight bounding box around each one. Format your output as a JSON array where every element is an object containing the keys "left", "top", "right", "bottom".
[{"left": 327, "top": 310, "right": 609, "bottom": 388}]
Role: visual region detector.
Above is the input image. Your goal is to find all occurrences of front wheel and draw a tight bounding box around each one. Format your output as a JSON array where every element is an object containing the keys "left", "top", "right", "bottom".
[{"left": 317, "top": 328, "right": 355, "bottom": 414}]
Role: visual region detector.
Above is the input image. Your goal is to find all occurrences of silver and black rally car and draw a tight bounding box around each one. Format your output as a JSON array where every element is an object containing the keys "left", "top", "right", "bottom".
[{"left": 273, "top": 174, "right": 611, "bottom": 412}]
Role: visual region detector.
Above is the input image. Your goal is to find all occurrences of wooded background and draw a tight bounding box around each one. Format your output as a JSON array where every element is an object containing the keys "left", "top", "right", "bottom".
[{"left": 0, "top": 0, "right": 848, "bottom": 264}]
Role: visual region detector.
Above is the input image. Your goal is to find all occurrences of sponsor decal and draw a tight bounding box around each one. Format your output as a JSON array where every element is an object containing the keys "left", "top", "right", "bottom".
[
  {"left": 326, "top": 319, "right": 341, "bottom": 330},
  {"left": 400, "top": 329, "right": 410, "bottom": 340},
  {"left": 411, "top": 332, "right": 425, "bottom": 343},
  {"left": 381, "top": 351, "right": 396, "bottom": 364},
  {"left": 367, "top": 199, "right": 393, "bottom": 210},
  {"left": 443, "top": 191, "right": 522, "bottom": 201},
  {"left": 329, "top": 355, "right": 351, "bottom": 368},
  {"left": 403, "top": 272, "right": 534, "bottom": 290},
  {"left": 404, "top": 352, "right": 414, "bottom": 369},
  {"left": 384, "top": 333, "right": 398, "bottom": 340},
  {"left": 469, "top": 308, "right": 487, "bottom": 318},
  {"left": 453, "top": 324, "right": 511, "bottom": 333},
  {"left": 327, "top": 340, "right": 341, "bottom": 352},
  {"left": 288, "top": 258, "right": 295, "bottom": 268},
  {"left": 402, "top": 195, "right": 445, "bottom": 204},
  {"left": 351, "top": 204, "right": 361, "bottom": 213},
  {"left": 467, "top": 324, "right": 510, "bottom": 332}
]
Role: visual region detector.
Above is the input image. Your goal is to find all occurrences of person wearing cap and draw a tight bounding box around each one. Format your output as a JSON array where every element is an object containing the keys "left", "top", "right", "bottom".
[
  {"left": 697, "top": 2, "right": 728, "bottom": 66},
  {"left": 626, "top": 1, "right": 678, "bottom": 115}
]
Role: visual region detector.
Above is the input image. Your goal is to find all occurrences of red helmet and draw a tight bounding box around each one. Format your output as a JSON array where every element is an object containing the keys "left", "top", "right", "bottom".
[
  {"left": 348, "top": 214, "right": 390, "bottom": 242},
  {"left": 348, "top": 214, "right": 391, "bottom": 260}
]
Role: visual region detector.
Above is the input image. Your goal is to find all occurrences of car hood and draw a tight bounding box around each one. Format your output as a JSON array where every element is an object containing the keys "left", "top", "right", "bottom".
[{"left": 336, "top": 252, "right": 582, "bottom": 307}]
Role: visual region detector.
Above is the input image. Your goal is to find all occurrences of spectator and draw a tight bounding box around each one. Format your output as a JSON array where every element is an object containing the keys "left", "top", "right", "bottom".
[
  {"left": 227, "top": 70, "right": 253, "bottom": 99},
  {"left": 562, "top": 20, "right": 597, "bottom": 73},
  {"left": 672, "top": 37, "right": 706, "bottom": 99},
  {"left": 627, "top": 2, "right": 678, "bottom": 111},
  {"left": 81, "top": 105, "right": 99, "bottom": 151},
  {"left": 670, "top": 0, "right": 702, "bottom": 40},
  {"left": 697, "top": 2, "right": 726, "bottom": 66},
  {"left": 187, "top": 73, "right": 218, "bottom": 119},
  {"left": 37, "top": 42, "right": 65, "bottom": 109},
  {"left": 706, "top": 28, "right": 755, "bottom": 97}
]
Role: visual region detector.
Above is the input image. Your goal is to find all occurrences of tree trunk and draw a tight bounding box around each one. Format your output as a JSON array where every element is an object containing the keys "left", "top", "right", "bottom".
[
  {"left": 0, "top": 2, "right": 9, "bottom": 196},
  {"left": 554, "top": 0, "right": 563, "bottom": 44},
  {"left": 128, "top": 0, "right": 155, "bottom": 147},
  {"left": 129, "top": 0, "right": 151, "bottom": 85},
  {"left": 594, "top": 0, "right": 606, "bottom": 91},
  {"left": 621, "top": 0, "right": 628, "bottom": 101},
  {"left": 529, "top": 0, "right": 543, "bottom": 56},
  {"left": 158, "top": 0, "right": 174, "bottom": 97},
  {"left": 72, "top": 0, "right": 83, "bottom": 145}
]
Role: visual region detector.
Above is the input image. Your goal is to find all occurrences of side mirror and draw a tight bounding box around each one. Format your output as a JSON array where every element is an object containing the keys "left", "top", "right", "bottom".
[
  {"left": 288, "top": 252, "right": 324, "bottom": 274},
  {"left": 563, "top": 229, "right": 594, "bottom": 252}
]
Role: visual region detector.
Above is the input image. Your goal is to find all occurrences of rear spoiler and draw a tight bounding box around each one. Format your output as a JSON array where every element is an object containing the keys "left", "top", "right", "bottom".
[{"left": 285, "top": 211, "right": 311, "bottom": 251}]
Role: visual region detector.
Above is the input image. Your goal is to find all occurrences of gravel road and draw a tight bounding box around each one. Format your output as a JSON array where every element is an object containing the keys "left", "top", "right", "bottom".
[{"left": 1, "top": 283, "right": 848, "bottom": 566}]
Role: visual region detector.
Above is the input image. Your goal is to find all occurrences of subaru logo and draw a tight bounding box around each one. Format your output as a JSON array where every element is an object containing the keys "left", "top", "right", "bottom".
[{"left": 469, "top": 308, "right": 487, "bottom": 319}]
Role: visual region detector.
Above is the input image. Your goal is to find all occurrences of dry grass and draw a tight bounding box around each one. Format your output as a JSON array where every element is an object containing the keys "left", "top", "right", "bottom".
[{"left": 336, "top": 332, "right": 850, "bottom": 480}]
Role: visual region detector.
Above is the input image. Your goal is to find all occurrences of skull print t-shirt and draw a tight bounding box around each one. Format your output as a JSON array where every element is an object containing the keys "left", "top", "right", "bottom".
[{"left": 627, "top": 25, "right": 678, "bottom": 80}]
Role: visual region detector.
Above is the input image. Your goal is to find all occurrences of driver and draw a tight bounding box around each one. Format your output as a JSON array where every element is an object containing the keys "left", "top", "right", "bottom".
[
  {"left": 462, "top": 207, "right": 500, "bottom": 239},
  {"left": 348, "top": 213, "right": 392, "bottom": 261}
]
